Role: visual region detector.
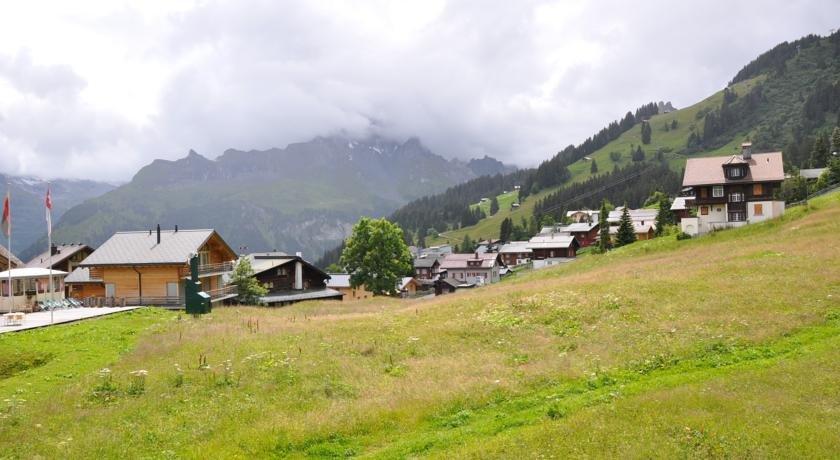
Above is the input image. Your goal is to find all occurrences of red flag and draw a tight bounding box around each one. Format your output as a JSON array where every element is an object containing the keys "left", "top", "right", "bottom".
[
  {"left": 45, "top": 187, "right": 52, "bottom": 237},
  {"left": 1, "top": 191, "right": 9, "bottom": 238}
]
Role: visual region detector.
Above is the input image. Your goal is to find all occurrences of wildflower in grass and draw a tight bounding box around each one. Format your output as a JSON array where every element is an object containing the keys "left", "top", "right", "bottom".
[
  {"left": 172, "top": 364, "right": 185, "bottom": 388},
  {"left": 127, "top": 370, "right": 148, "bottom": 395}
]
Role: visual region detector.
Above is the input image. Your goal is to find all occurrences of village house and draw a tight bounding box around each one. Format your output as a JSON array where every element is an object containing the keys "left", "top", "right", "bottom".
[
  {"left": 397, "top": 277, "right": 425, "bottom": 297},
  {"left": 0, "top": 267, "right": 68, "bottom": 312},
  {"left": 26, "top": 243, "right": 94, "bottom": 296},
  {"left": 556, "top": 222, "right": 600, "bottom": 247},
  {"left": 498, "top": 241, "right": 532, "bottom": 267},
  {"left": 435, "top": 277, "right": 476, "bottom": 295},
  {"left": 247, "top": 252, "right": 342, "bottom": 306},
  {"left": 679, "top": 143, "right": 785, "bottom": 236},
  {"left": 326, "top": 274, "right": 375, "bottom": 300},
  {"left": 439, "top": 252, "right": 504, "bottom": 285},
  {"left": 0, "top": 244, "right": 22, "bottom": 270},
  {"left": 670, "top": 196, "right": 693, "bottom": 220},
  {"left": 75, "top": 226, "right": 238, "bottom": 307},
  {"left": 526, "top": 233, "right": 580, "bottom": 269},
  {"left": 608, "top": 222, "right": 656, "bottom": 241},
  {"left": 565, "top": 209, "right": 600, "bottom": 223},
  {"left": 413, "top": 256, "right": 441, "bottom": 280},
  {"left": 606, "top": 206, "right": 658, "bottom": 241}
]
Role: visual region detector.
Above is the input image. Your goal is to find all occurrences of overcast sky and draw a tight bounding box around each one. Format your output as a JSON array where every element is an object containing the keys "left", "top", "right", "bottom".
[{"left": 0, "top": 1, "right": 837, "bottom": 181}]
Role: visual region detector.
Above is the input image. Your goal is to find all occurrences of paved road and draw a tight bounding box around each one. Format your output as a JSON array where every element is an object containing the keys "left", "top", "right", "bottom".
[{"left": 0, "top": 307, "right": 139, "bottom": 334}]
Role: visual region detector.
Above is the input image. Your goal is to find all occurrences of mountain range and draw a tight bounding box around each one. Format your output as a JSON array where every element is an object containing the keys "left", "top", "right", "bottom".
[
  {"left": 0, "top": 174, "right": 115, "bottom": 257},
  {"left": 18, "top": 136, "right": 514, "bottom": 260}
]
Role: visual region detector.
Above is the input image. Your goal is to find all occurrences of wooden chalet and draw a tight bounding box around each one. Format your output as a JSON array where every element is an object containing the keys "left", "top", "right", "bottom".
[
  {"left": 679, "top": 143, "right": 785, "bottom": 235},
  {"left": 498, "top": 241, "right": 532, "bottom": 267},
  {"left": 247, "top": 252, "right": 342, "bottom": 306},
  {"left": 76, "top": 226, "right": 238, "bottom": 307},
  {"left": 439, "top": 253, "right": 505, "bottom": 285},
  {"left": 413, "top": 256, "right": 441, "bottom": 280},
  {"left": 526, "top": 234, "right": 580, "bottom": 259},
  {"left": 26, "top": 243, "right": 94, "bottom": 296},
  {"left": 326, "top": 273, "right": 375, "bottom": 300},
  {"left": 556, "top": 222, "right": 599, "bottom": 247}
]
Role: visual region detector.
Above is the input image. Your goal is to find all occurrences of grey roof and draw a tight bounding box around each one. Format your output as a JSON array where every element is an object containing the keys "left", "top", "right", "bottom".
[
  {"left": 26, "top": 243, "right": 92, "bottom": 269},
  {"left": 326, "top": 273, "right": 351, "bottom": 288},
  {"left": 526, "top": 234, "right": 577, "bottom": 249},
  {"left": 0, "top": 244, "right": 22, "bottom": 268},
  {"left": 558, "top": 222, "right": 598, "bottom": 233},
  {"left": 413, "top": 257, "right": 440, "bottom": 268},
  {"left": 498, "top": 242, "right": 532, "bottom": 254},
  {"left": 80, "top": 229, "right": 229, "bottom": 266},
  {"left": 607, "top": 208, "right": 658, "bottom": 223},
  {"left": 671, "top": 196, "right": 691, "bottom": 211},
  {"left": 65, "top": 267, "right": 102, "bottom": 283},
  {"left": 799, "top": 168, "right": 827, "bottom": 180},
  {"left": 261, "top": 288, "right": 343, "bottom": 303}
]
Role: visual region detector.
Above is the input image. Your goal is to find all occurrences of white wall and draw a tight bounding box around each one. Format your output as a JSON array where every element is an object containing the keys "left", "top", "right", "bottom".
[
  {"left": 696, "top": 203, "right": 727, "bottom": 233},
  {"left": 747, "top": 200, "right": 785, "bottom": 223}
]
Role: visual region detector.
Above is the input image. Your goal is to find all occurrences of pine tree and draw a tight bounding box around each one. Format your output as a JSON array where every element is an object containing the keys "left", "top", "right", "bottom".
[
  {"left": 654, "top": 196, "right": 673, "bottom": 236},
  {"left": 461, "top": 234, "right": 475, "bottom": 253},
  {"left": 614, "top": 206, "right": 637, "bottom": 247},
  {"left": 598, "top": 200, "right": 611, "bottom": 252},
  {"left": 810, "top": 134, "right": 829, "bottom": 167},
  {"left": 499, "top": 217, "right": 513, "bottom": 242},
  {"left": 590, "top": 159, "right": 599, "bottom": 174},
  {"left": 670, "top": 119, "right": 678, "bottom": 130},
  {"left": 831, "top": 126, "right": 840, "bottom": 154},
  {"left": 489, "top": 196, "right": 499, "bottom": 215},
  {"left": 632, "top": 146, "right": 645, "bottom": 162},
  {"left": 641, "top": 121, "right": 652, "bottom": 144}
]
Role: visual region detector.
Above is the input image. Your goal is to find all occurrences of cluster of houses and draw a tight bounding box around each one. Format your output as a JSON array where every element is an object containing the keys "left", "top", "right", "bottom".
[{"left": 0, "top": 143, "right": 790, "bottom": 312}]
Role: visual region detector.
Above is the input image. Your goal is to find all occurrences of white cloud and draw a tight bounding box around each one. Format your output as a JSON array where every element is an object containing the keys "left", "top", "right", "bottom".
[{"left": 0, "top": 0, "right": 837, "bottom": 181}]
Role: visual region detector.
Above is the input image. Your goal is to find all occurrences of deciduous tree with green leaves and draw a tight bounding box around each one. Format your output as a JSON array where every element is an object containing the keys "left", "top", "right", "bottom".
[
  {"left": 340, "top": 217, "right": 413, "bottom": 296},
  {"left": 230, "top": 257, "right": 268, "bottom": 305},
  {"left": 615, "top": 205, "right": 637, "bottom": 247}
]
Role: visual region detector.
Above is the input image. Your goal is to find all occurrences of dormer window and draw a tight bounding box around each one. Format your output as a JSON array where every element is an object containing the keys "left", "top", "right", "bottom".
[{"left": 726, "top": 166, "right": 745, "bottom": 179}]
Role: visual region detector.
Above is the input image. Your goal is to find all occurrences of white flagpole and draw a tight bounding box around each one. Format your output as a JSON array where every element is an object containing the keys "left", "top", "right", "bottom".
[
  {"left": 47, "top": 184, "right": 53, "bottom": 324},
  {"left": 5, "top": 185, "right": 11, "bottom": 314}
]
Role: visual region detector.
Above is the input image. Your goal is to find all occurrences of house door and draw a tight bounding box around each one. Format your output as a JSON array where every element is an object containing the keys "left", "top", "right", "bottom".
[
  {"left": 105, "top": 283, "right": 116, "bottom": 298},
  {"left": 166, "top": 282, "right": 179, "bottom": 298}
]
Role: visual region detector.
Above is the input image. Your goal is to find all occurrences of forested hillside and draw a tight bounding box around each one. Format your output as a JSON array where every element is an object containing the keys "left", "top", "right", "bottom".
[{"left": 357, "top": 29, "right": 840, "bottom": 256}]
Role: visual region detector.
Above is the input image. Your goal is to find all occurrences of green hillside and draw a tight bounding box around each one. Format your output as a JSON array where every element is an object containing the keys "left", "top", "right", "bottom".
[{"left": 0, "top": 191, "right": 838, "bottom": 457}]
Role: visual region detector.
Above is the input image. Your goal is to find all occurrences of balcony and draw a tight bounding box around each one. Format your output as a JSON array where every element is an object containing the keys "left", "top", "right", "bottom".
[
  {"left": 182, "top": 260, "right": 237, "bottom": 279},
  {"left": 206, "top": 284, "right": 238, "bottom": 302}
]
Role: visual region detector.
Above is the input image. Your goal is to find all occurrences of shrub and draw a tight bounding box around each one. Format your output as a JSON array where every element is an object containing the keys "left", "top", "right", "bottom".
[{"left": 676, "top": 232, "right": 692, "bottom": 240}]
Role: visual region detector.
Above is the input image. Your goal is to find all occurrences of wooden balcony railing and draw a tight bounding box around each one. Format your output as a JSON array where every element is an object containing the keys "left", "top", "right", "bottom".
[
  {"left": 197, "top": 260, "right": 236, "bottom": 276},
  {"left": 207, "top": 284, "right": 238, "bottom": 300}
]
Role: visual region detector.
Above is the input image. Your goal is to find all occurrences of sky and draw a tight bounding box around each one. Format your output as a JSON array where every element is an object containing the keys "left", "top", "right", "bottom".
[{"left": 0, "top": 0, "right": 837, "bottom": 182}]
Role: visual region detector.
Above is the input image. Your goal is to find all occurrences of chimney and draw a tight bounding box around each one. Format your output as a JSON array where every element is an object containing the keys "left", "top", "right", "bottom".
[
  {"left": 741, "top": 142, "right": 752, "bottom": 160},
  {"left": 295, "top": 251, "right": 303, "bottom": 258},
  {"left": 294, "top": 261, "right": 303, "bottom": 290},
  {"left": 156, "top": 224, "right": 161, "bottom": 244},
  {"left": 50, "top": 243, "right": 59, "bottom": 256}
]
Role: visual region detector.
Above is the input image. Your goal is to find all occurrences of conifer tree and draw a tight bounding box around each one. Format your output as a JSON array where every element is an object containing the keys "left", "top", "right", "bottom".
[
  {"left": 615, "top": 205, "right": 637, "bottom": 247},
  {"left": 590, "top": 159, "right": 598, "bottom": 174},
  {"left": 641, "top": 121, "right": 652, "bottom": 144},
  {"left": 598, "top": 200, "right": 611, "bottom": 252},
  {"left": 831, "top": 126, "right": 840, "bottom": 154},
  {"left": 654, "top": 196, "right": 673, "bottom": 236},
  {"left": 489, "top": 196, "right": 499, "bottom": 215},
  {"left": 461, "top": 234, "right": 475, "bottom": 253},
  {"left": 810, "top": 134, "right": 829, "bottom": 167}
]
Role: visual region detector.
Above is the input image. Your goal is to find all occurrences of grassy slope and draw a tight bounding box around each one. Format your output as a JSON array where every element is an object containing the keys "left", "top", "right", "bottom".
[
  {"left": 429, "top": 77, "right": 764, "bottom": 246},
  {"left": 0, "top": 192, "right": 838, "bottom": 457}
]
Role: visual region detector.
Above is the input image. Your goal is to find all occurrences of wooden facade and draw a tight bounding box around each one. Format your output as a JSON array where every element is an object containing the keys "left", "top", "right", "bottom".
[{"left": 254, "top": 259, "right": 328, "bottom": 292}]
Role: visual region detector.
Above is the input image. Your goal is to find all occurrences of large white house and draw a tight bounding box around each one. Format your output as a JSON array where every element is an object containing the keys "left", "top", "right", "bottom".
[{"left": 679, "top": 143, "right": 786, "bottom": 236}]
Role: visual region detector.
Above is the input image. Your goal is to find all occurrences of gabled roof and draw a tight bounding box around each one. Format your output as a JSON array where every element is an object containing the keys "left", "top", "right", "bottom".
[
  {"left": 413, "top": 257, "right": 441, "bottom": 268},
  {"left": 248, "top": 254, "right": 329, "bottom": 280},
  {"left": 80, "top": 229, "right": 234, "bottom": 266},
  {"left": 682, "top": 152, "right": 784, "bottom": 186},
  {"left": 26, "top": 243, "right": 93, "bottom": 269},
  {"left": 439, "top": 253, "right": 501, "bottom": 269},
  {"left": 609, "top": 222, "right": 655, "bottom": 234},
  {"left": 607, "top": 208, "right": 658, "bottom": 223},
  {"left": 671, "top": 196, "right": 691, "bottom": 211},
  {"left": 498, "top": 242, "right": 532, "bottom": 254},
  {"left": 799, "top": 168, "right": 827, "bottom": 180},
  {"left": 0, "top": 244, "right": 22, "bottom": 268},
  {"left": 526, "top": 234, "right": 578, "bottom": 249},
  {"left": 558, "top": 222, "right": 598, "bottom": 233}
]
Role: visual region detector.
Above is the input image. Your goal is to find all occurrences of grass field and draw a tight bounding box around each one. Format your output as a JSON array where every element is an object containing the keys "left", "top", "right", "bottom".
[
  {"left": 0, "top": 191, "right": 838, "bottom": 458},
  {"left": 430, "top": 76, "right": 766, "bottom": 245}
]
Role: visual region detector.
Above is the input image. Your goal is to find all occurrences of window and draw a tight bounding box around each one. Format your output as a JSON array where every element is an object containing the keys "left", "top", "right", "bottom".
[
  {"left": 105, "top": 283, "right": 116, "bottom": 298},
  {"left": 198, "top": 250, "right": 210, "bottom": 266},
  {"left": 700, "top": 206, "right": 709, "bottom": 215},
  {"left": 729, "top": 193, "right": 744, "bottom": 202},
  {"left": 700, "top": 187, "right": 708, "bottom": 198},
  {"left": 754, "top": 203, "right": 763, "bottom": 216},
  {"left": 728, "top": 167, "right": 744, "bottom": 178},
  {"left": 729, "top": 212, "right": 746, "bottom": 222},
  {"left": 753, "top": 183, "right": 763, "bottom": 196},
  {"left": 166, "top": 282, "right": 179, "bottom": 298},
  {"left": 712, "top": 186, "right": 724, "bottom": 198},
  {"left": 277, "top": 267, "right": 288, "bottom": 276}
]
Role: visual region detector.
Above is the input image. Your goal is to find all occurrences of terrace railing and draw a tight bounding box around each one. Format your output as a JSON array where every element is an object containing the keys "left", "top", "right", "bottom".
[
  {"left": 196, "top": 260, "right": 237, "bottom": 277},
  {"left": 206, "top": 284, "right": 238, "bottom": 300}
]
